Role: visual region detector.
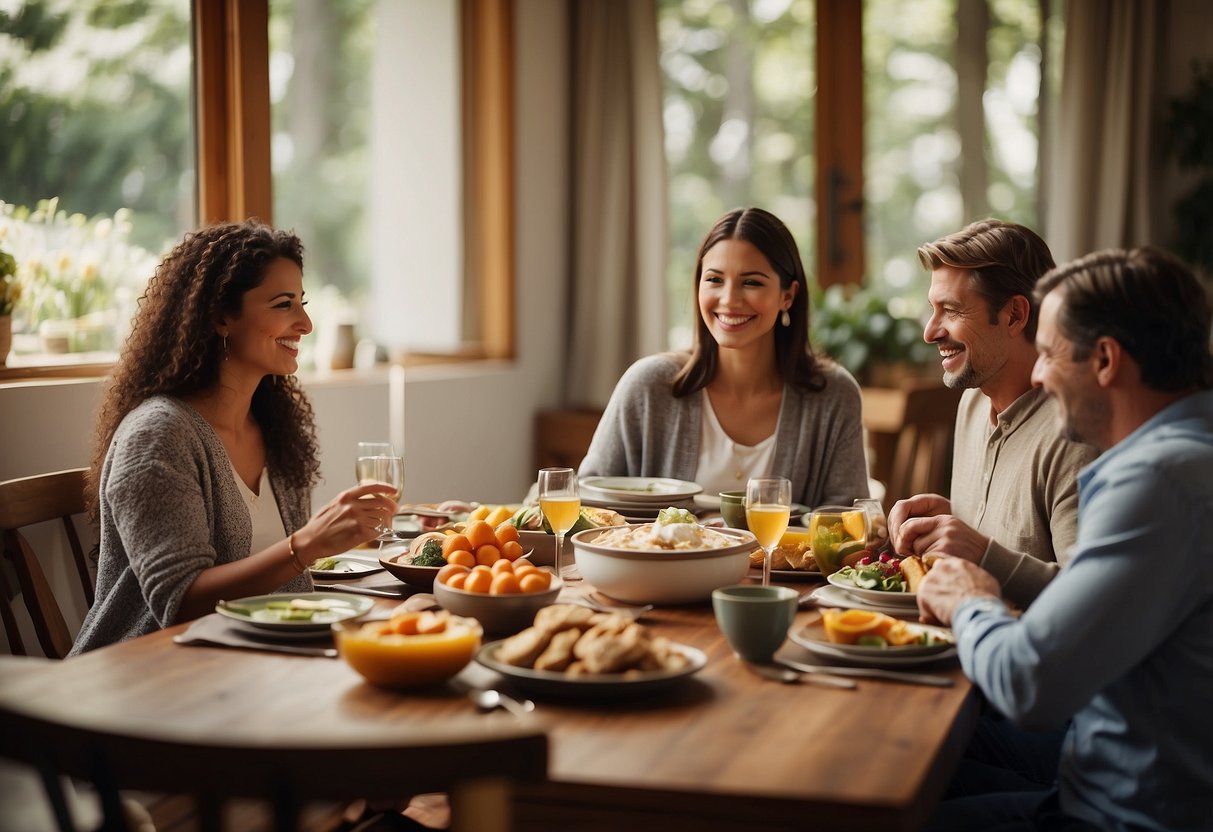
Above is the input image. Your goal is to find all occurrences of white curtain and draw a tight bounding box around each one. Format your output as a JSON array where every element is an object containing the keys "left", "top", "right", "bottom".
[
  {"left": 1045, "top": 0, "right": 1166, "bottom": 262},
  {"left": 565, "top": 0, "right": 668, "bottom": 408}
]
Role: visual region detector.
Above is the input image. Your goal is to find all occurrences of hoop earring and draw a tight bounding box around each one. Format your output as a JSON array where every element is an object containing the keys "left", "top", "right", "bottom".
[{"left": 780, "top": 310, "right": 791, "bottom": 328}]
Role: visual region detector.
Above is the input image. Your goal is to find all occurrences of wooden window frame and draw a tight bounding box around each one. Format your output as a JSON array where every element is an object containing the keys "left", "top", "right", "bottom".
[{"left": 2, "top": 0, "right": 514, "bottom": 381}]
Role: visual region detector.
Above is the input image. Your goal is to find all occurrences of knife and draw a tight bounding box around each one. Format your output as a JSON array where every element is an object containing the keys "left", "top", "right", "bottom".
[
  {"left": 312, "top": 583, "right": 405, "bottom": 598},
  {"left": 776, "top": 657, "right": 954, "bottom": 687}
]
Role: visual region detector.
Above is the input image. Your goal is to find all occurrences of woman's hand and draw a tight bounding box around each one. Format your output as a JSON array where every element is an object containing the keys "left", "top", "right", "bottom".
[{"left": 292, "top": 483, "right": 398, "bottom": 561}]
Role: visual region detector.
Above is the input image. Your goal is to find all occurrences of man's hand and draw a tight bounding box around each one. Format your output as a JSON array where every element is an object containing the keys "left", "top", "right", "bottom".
[
  {"left": 893, "top": 514, "right": 991, "bottom": 564},
  {"left": 917, "top": 556, "right": 1001, "bottom": 626},
  {"left": 888, "top": 493, "right": 951, "bottom": 551}
]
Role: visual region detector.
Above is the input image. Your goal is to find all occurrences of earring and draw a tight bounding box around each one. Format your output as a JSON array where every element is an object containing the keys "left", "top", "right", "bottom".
[
  {"left": 221, "top": 335, "right": 229, "bottom": 361},
  {"left": 780, "top": 309, "right": 791, "bottom": 327}
]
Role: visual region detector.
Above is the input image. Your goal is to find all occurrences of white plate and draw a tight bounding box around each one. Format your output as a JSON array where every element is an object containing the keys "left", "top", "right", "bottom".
[
  {"left": 476, "top": 640, "right": 707, "bottom": 697},
  {"left": 793, "top": 619, "right": 953, "bottom": 657},
  {"left": 308, "top": 557, "right": 385, "bottom": 579},
  {"left": 826, "top": 572, "right": 917, "bottom": 606},
  {"left": 215, "top": 592, "right": 374, "bottom": 632},
  {"left": 579, "top": 496, "right": 698, "bottom": 513},
  {"left": 791, "top": 622, "right": 957, "bottom": 666},
  {"left": 579, "top": 477, "right": 703, "bottom": 504},
  {"left": 808, "top": 585, "right": 920, "bottom": 617}
]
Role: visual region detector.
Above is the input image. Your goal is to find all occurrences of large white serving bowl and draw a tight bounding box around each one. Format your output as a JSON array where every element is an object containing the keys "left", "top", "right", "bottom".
[{"left": 570, "top": 525, "right": 757, "bottom": 605}]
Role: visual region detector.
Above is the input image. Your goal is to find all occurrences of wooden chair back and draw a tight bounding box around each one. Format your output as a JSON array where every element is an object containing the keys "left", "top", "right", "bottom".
[
  {"left": 861, "top": 381, "right": 963, "bottom": 512},
  {"left": 0, "top": 468, "right": 92, "bottom": 658},
  {"left": 534, "top": 408, "right": 604, "bottom": 472},
  {"left": 0, "top": 656, "right": 549, "bottom": 832}
]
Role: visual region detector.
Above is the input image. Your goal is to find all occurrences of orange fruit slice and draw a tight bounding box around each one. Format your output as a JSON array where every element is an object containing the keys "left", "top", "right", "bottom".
[
  {"left": 821, "top": 608, "right": 889, "bottom": 644},
  {"left": 841, "top": 510, "right": 867, "bottom": 542}
]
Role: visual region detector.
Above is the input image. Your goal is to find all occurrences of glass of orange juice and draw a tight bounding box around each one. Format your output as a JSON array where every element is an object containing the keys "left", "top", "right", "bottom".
[
  {"left": 538, "top": 467, "right": 580, "bottom": 581},
  {"left": 745, "top": 477, "right": 792, "bottom": 587}
]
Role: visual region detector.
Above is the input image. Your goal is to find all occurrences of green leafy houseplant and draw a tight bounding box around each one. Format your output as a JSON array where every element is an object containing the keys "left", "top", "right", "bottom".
[
  {"left": 810, "top": 284, "right": 934, "bottom": 387},
  {"left": 1165, "top": 61, "right": 1213, "bottom": 279},
  {"left": 0, "top": 245, "right": 19, "bottom": 315}
]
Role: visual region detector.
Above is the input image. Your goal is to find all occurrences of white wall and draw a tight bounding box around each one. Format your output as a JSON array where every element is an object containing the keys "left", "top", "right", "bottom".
[{"left": 0, "top": 0, "right": 570, "bottom": 651}]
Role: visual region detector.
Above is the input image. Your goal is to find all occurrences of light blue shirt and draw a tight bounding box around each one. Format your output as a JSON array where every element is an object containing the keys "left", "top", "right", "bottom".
[{"left": 952, "top": 389, "right": 1213, "bottom": 832}]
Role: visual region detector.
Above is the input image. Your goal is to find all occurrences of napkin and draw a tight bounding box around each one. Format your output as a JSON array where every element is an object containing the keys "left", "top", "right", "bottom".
[{"left": 174, "top": 613, "right": 338, "bottom": 657}]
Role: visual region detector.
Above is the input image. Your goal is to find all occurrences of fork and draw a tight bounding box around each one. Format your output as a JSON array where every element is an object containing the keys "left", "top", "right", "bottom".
[{"left": 578, "top": 594, "right": 654, "bottom": 619}]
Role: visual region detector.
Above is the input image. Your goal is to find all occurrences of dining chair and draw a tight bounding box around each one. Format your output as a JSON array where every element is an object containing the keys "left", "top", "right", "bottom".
[
  {"left": 0, "top": 468, "right": 93, "bottom": 658},
  {"left": 861, "top": 381, "right": 963, "bottom": 512},
  {"left": 0, "top": 656, "right": 549, "bottom": 832}
]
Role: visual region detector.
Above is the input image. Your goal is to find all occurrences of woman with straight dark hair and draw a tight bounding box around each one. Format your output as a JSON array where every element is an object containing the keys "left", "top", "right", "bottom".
[
  {"left": 579, "top": 207, "right": 869, "bottom": 508},
  {"left": 71, "top": 220, "right": 395, "bottom": 654}
]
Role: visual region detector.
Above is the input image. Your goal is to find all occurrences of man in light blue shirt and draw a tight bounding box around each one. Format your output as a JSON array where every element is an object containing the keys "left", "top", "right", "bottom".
[{"left": 920, "top": 247, "right": 1213, "bottom": 832}]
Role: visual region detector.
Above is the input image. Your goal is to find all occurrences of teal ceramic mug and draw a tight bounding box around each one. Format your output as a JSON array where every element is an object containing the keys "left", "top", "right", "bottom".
[
  {"left": 712, "top": 585, "right": 799, "bottom": 663},
  {"left": 718, "top": 490, "right": 748, "bottom": 530}
]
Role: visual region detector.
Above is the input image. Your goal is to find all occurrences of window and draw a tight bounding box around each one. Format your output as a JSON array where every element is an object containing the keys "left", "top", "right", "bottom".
[
  {"left": 268, "top": 0, "right": 514, "bottom": 369},
  {"left": 0, "top": 0, "right": 194, "bottom": 368},
  {"left": 658, "top": 0, "right": 815, "bottom": 349},
  {"left": 657, "top": 0, "right": 1062, "bottom": 361}
]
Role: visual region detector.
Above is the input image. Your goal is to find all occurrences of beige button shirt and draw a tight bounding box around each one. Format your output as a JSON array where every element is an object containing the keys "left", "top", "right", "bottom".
[{"left": 950, "top": 386, "right": 1098, "bottom": 607}]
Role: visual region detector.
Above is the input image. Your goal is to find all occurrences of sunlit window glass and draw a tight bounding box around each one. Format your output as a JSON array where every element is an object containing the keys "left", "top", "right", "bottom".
[
  {"left": 0, "top": 0, "right": 194, "bottom": 363},
  {"left": 658, "top": 0, "right": 816, "bottom": 350}
]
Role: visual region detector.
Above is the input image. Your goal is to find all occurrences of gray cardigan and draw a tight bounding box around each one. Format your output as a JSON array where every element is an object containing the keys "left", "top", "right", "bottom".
[
  {"left": 70, "top": 396, "right": 312, "bottom": 654},
  {"left": 578, "top": 354, "right": 871, "bottom": 508}
]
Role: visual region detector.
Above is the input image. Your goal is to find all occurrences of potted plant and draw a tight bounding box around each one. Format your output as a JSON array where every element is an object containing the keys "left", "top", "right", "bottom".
[
  {"left": 0, "top": 243, "right": 19, "bottom": 365},
  {"left": 810, "top": 283, "right": 934, "bottom": 387}
]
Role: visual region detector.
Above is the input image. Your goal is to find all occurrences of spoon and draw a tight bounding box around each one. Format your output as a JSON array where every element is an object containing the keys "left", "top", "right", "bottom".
[
  {"left": 746, "top": 662, "right": 857, "bottom": 690},
  {"left": 469, "top": 688, "right": 536, "bottom": 717}
]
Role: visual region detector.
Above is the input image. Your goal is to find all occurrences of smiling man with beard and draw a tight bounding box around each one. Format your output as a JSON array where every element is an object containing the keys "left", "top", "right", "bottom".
[{"left": 887, "top": 219, "right": 1098, "bottom": 610}]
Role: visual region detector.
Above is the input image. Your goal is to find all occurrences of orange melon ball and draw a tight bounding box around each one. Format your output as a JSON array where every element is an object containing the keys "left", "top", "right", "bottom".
[
  {"left": 436, "top": 563, "right": 470, "bottom": 586},
  {"left": 500, "top": 540, "right": 524, "bottom": 561},
  {"left": 519, "top": 572, "right": 551, "bottom": 593},
  {"left": 490, "top": 572, "right": 521, "bottom": 594},
  {"left": 475, "top": 544, "right": 501, "bottom": 566},
  {"left": 513, "top": 560, "right": 538, "bottom": 575},
  {"left": 490, "top": 558, "right": 515, "bottom": 576},
  {"left": 442, "top": 534, "right": 473, "bottom": 557},
  {"left": 465, "top": 520, "right": 495, "bottom": 550},
  {"left": 446, "top": 549, "right": 476, "bottom": 568},
  {"left": 464, "top": 569, "right": 493, "bottom": 593},
  {"left": 494, "top": 523, "right": 520, "bottom": 547},
  {"left": 445, "top": 571, "right": 468, "bottom": 590}
]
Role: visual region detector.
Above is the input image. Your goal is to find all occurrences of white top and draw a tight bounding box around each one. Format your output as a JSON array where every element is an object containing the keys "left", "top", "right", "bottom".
[
  {"left": 232, "top": 465, "right": 287, "bottom": 557},
  {"left": 694, "top": 389, "right": 778, "bottom": 498}
]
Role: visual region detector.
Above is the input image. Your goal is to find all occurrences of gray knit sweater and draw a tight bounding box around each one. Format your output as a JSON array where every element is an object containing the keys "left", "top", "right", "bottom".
[
  {"left": 70, "top": 396, "right": 312, "bottom": 655},
  {"left": 578, "top": 354, "right": 871, "bottom": 508}
]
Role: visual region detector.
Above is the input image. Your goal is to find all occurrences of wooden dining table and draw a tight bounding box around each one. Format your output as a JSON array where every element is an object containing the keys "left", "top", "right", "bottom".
[{"left": 7, "top": 573, "right": 978, "bottom": 832}]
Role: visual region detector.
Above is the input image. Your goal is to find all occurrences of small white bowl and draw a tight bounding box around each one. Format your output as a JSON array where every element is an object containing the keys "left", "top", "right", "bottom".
[
  {"left": 433, "top": 574, "right": 563, "bottom": 635},
  {"left": 571, "top": 526, "right": 756, "bottom": 605}
]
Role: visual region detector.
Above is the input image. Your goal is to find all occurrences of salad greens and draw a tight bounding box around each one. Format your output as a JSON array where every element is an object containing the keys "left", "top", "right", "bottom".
[
  {"left": 656, "top": 506, "right": 696, "bottom": 525},
  {"left": 835, "top": 555, "right": 908, "bottom": 593}
]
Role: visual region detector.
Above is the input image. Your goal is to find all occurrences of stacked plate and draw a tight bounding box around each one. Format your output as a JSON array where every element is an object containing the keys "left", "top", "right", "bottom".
[{"left": 579, "top": 477, "right": 704, "bottom": 522}]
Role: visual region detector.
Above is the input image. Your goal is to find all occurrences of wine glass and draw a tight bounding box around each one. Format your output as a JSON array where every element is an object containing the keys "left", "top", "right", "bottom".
[
  {"left": 853, "top": 497, "right": 888, "bottom": 551},
  {"left": 355, "top": 446, "right": 403, "bottom": 545},
  {"left": 745, "top": 477, "right": 792, "bottom": 587},
  {"left": 538, "top": 467, "right": 580, "bottom": 581}
]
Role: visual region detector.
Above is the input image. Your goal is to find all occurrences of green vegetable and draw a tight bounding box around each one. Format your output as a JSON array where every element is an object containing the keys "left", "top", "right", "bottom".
[
  {"left": 310, "top": 557, "right": 339, "bottom": 571},
  {"left": 656, "top": 507, "right": 696, "bottom": 525},
  {"left": 508, "top": 504, "right": 600, "bottom": 536},
  {"left": 856, "top": 635, "right": 888, "bottom": 648},
  {"left": 411, "top": 539, "right": 447, "bottom": 567}
]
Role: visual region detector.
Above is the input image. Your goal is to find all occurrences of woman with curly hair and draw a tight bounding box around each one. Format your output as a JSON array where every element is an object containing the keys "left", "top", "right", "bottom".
[
  {"left": 579, "top": 207, "right": 869, "bottom": 508},
  {"left": 70, "top": 220, "right": 395, "bottom": 654}
]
